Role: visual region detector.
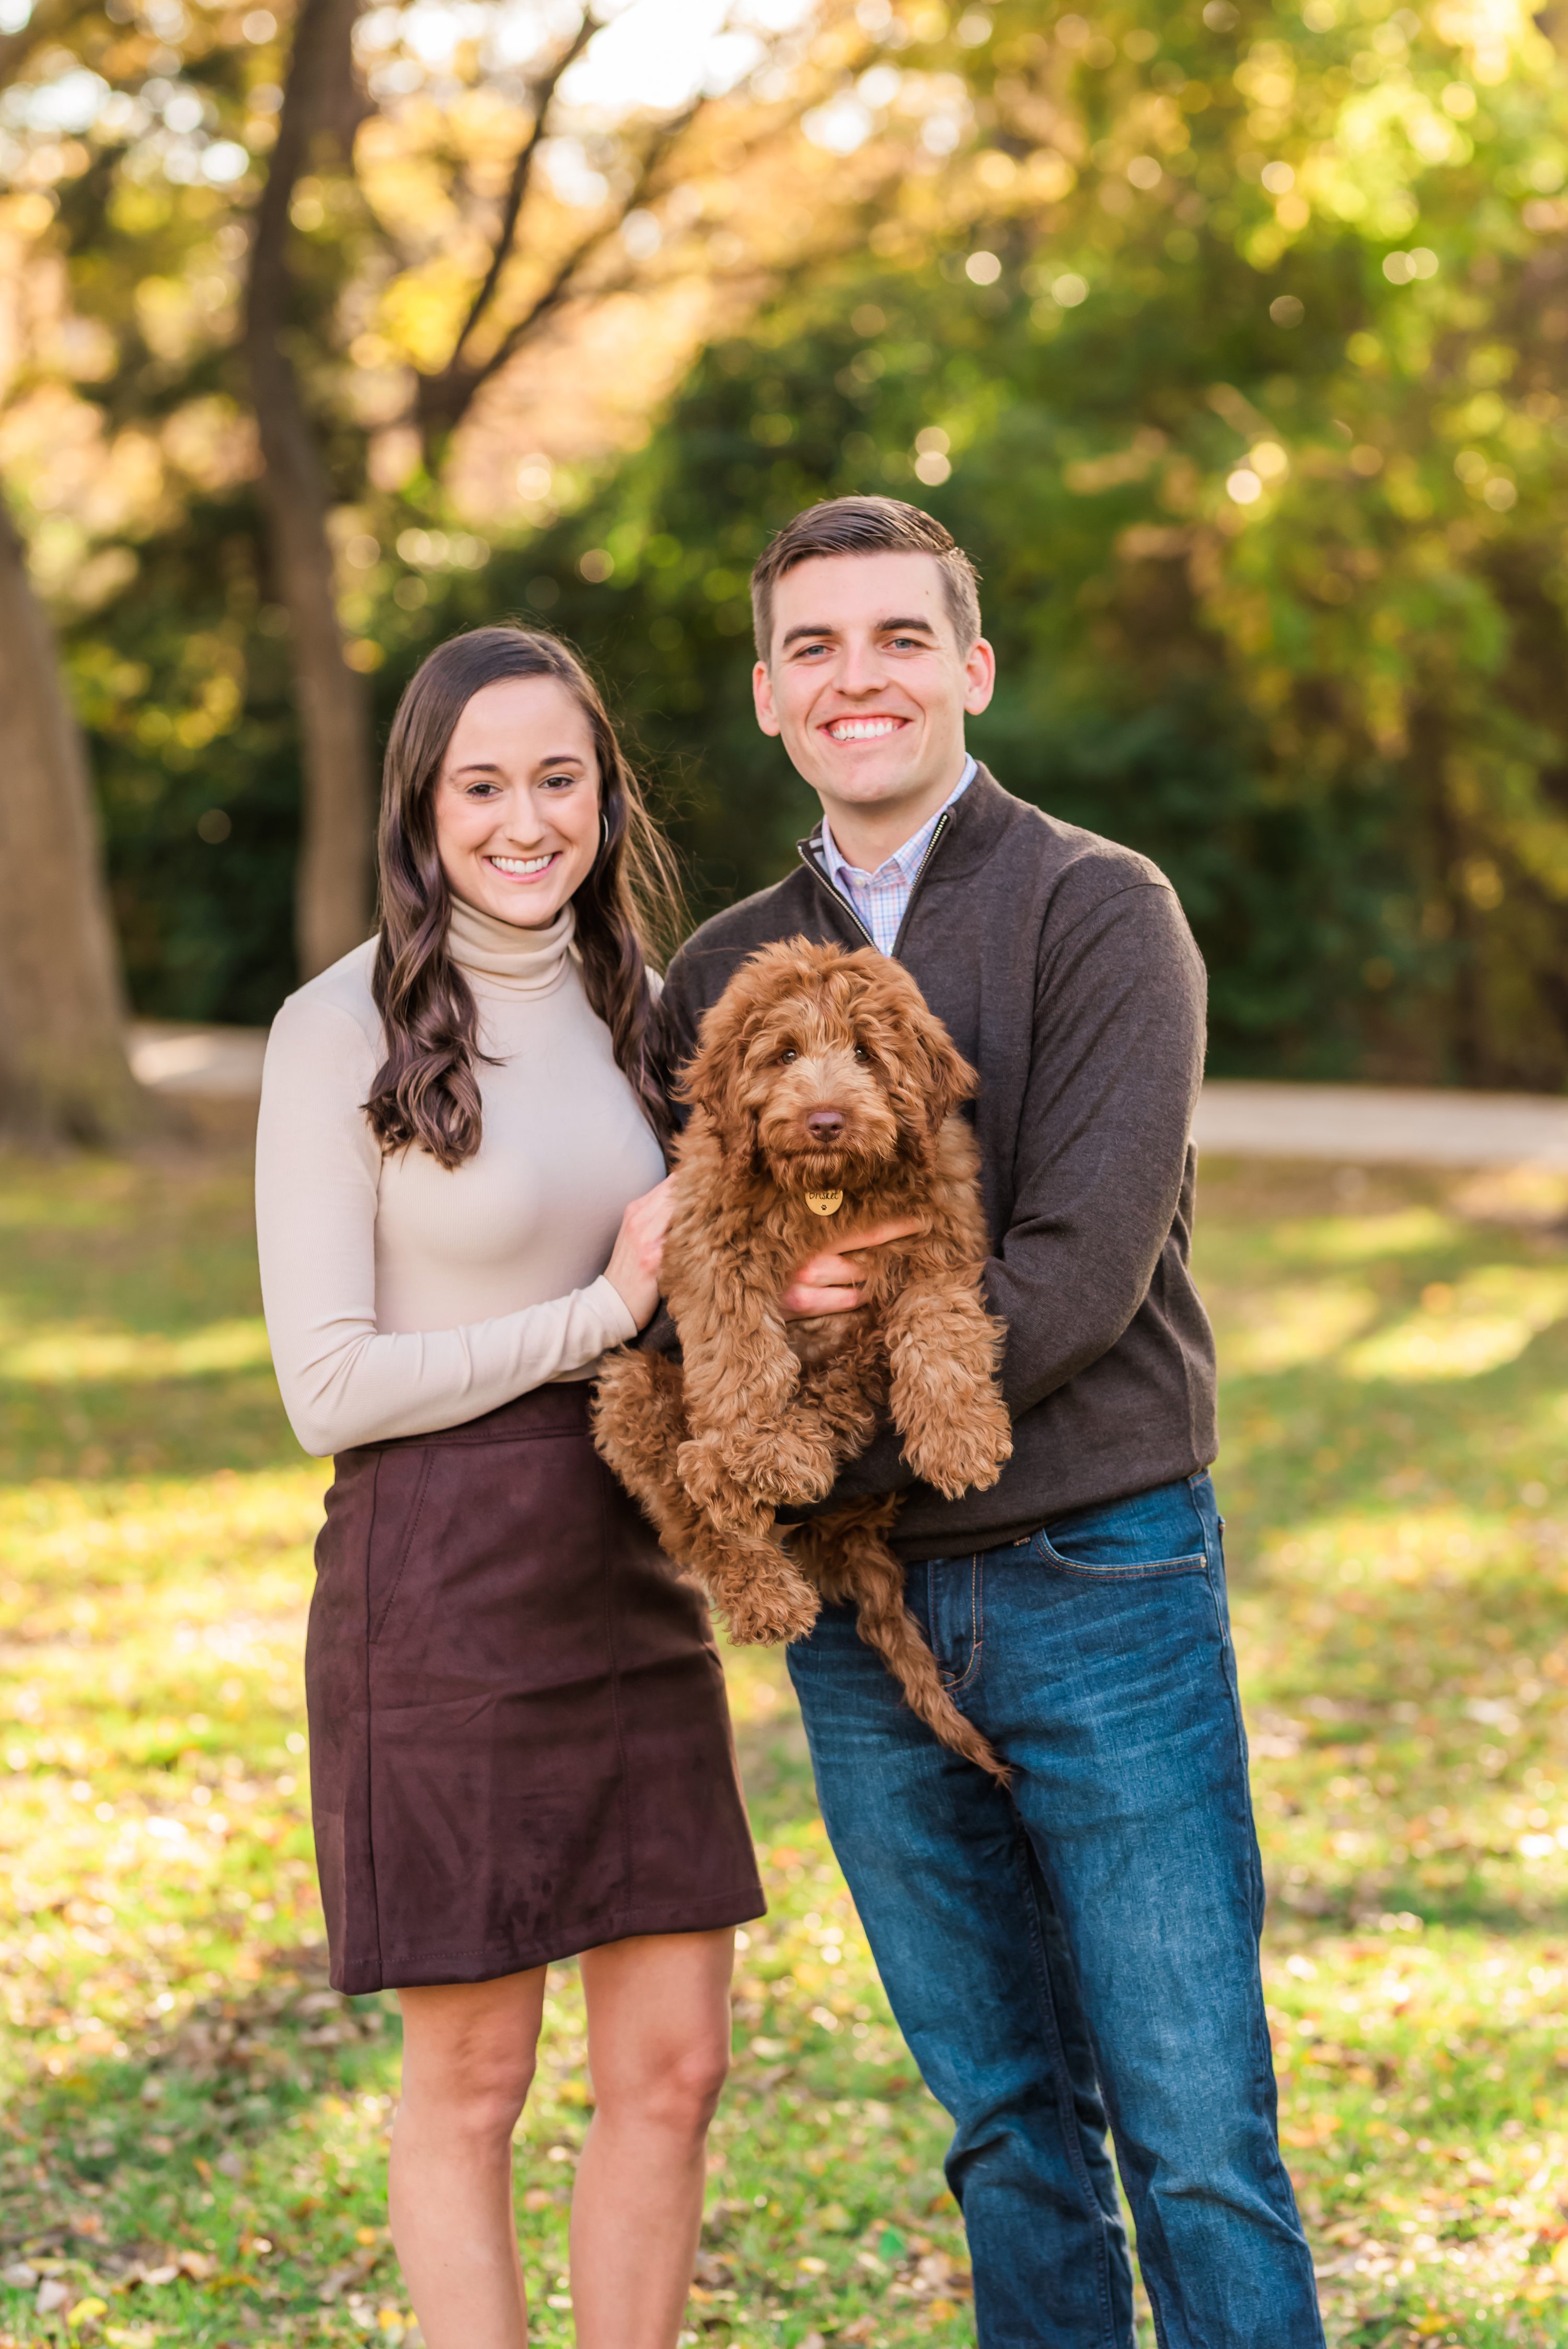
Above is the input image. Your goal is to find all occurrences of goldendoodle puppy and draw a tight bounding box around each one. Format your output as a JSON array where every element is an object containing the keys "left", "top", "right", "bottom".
[{"left": 592, "top": 938, "right": 1012, "bottom": 1780}]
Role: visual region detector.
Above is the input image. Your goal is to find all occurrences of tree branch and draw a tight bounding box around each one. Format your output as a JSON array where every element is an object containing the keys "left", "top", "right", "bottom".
[
  {"left": 409, "top": 2, "right": 875, "bottom": 456},
  {"left": 420, "top": 83, "right": 708, "bottom": 445},
  {"left": 449, "top": 6, "right": 602, "bottom": 371}
]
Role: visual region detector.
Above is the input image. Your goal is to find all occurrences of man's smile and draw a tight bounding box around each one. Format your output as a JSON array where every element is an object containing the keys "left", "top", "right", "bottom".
[{"left": 824, "top": 715, "right": 911, "bottom": 743}]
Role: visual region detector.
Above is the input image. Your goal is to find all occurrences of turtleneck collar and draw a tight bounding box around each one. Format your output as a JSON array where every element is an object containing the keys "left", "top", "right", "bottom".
[{"left": 446, "top": 895, "right": 576, "bottom": 998}]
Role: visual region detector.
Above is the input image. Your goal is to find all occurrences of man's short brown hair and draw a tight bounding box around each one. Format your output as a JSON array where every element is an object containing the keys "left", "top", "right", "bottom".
[{"left": 749, "top": 496, "right": 983, "bottom": 661}]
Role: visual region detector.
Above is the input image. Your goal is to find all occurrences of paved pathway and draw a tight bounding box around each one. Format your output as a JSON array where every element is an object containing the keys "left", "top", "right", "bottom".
[
  {"left": 1194, "top": 1079, "right": 1568, "bottom": 1169},
  {"left": 128, "top": 1021, "right": 269, "bottom": 1099},
  {"left": 128, "top": 1021, "right": 1568, "bottom": 1168}
]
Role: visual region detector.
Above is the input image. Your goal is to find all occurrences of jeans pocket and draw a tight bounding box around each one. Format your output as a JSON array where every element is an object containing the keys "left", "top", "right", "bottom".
[{"left": 1028, "top": 1477, "right": 1210, "bottom": 1579}]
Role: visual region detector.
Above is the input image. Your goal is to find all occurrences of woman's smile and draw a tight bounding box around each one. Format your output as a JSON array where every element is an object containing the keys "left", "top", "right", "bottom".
[{"left": 485, "top": 849, "right": 560, "bottom": 880}]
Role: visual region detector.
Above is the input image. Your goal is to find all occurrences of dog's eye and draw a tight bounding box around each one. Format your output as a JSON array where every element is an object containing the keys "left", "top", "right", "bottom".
[
  {"left": 853, "top": 1044, "right": 870, "bottom": 1062},
  {"left": 779, "top": 1047, "right": 798, "bottom": 1063}
]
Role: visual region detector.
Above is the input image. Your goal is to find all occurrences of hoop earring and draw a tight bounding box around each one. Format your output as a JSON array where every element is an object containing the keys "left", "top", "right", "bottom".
[{"left": 599, "top": 808, "right": 610, "bottom": 858}]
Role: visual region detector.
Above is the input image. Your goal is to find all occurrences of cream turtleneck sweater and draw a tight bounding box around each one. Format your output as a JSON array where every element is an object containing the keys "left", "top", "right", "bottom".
[{"left": 255, "top": 899, "right": 665, "bottom": 1457}]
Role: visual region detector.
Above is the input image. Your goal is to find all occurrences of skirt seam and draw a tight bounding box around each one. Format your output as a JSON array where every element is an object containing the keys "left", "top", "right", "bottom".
[
  {"left": 368, "top": 1445, "right": 434, "bottom": 1644},
  {"left": 363, "top": 1449, "right": 386, "bottom": 1991},
  {"left": 597, "top": 1456, "right": 637, "bottom": 1910}
]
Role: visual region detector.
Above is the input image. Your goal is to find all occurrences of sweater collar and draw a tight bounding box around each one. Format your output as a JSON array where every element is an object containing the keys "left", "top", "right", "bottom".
[
  {"left": 818, "top": 755, "right": 977, "bottom": 891},
  {"left": 799, "top": 762, "right": 1012, "bottom": 885},
  {"left": 446, "top": 895, "right": 575, "bottom": 997}
]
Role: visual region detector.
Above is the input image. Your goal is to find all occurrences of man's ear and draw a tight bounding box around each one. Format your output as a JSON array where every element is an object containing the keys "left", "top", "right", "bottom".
[
  {"left": 962, "top": 635, "right": 997, "bottom": 718},
  {"left": 753, "top": 657, "right": 782, "bottom": 738}
]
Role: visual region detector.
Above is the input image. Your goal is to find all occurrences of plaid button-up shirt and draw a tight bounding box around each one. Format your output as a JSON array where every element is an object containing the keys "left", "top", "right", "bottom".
[{"left": 818, "top": 756, "right": 976, "bottom": 955}]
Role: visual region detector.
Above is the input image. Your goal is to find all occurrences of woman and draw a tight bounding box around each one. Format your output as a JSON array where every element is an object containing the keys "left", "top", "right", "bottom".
[{"left": 255, "top": 626, "right": 765, "bottom": 2349}]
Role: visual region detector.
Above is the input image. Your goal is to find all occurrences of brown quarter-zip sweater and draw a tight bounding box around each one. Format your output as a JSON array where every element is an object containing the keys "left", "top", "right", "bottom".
[{"left": 652, "top": 764, "right": 1218, "bottom": 1562}]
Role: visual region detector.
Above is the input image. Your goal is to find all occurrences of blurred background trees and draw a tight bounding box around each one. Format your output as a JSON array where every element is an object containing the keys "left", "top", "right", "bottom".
[
  {"left": 3, "top": 0, "right": 1567, "bottom": 1108},
  {"left": 0, "top": 0, "right": 154, "bottom": 1139}
]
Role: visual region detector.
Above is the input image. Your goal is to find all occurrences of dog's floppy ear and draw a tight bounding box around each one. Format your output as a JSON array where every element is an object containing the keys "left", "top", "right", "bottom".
[
  {"left": 676, "top": 991, "right": 746, "bottom": 1137},
  {"left": 905, "top": 997, "right": 977, "bottom": 1130},
  {"left": 858, "top": 971, "right": 976, "bottom": 1155},
  {"left": 676, "top": 971, "right": 760, "bottom": 1157},
  {"left": 678, "top": 939, "right": 820, "bottom": 1155}
]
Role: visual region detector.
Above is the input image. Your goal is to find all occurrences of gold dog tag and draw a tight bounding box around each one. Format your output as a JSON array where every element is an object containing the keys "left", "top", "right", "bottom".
[{"left": 804, "top": 1188, "right": 845, "bottom": 1217}]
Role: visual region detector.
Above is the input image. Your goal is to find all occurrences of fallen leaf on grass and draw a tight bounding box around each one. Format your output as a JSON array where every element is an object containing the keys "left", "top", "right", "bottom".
[{"left": 317, "top": 2255, "right": 380, "bottom": 2303}]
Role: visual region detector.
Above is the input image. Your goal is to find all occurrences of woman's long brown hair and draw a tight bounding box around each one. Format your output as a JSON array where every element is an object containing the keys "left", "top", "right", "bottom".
[{"left": 365, "top": 626, "right": 683, "bottom": 1167}]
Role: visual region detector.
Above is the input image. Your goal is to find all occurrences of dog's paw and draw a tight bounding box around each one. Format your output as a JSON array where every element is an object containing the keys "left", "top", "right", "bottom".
[
  {"left": 677, "top": 1437, "right": 768, "bottom": 1530},
  {"left": 731, "top": 1430, "right": 838, "bottom": 1506},
  {"left": 681, "top": 1430, "right": 836, "bottom": 1512},
  {"left": 677, "top": 1435, "right": 721, "bottom": 1512},
  {"left": 723, "top": 1580, "right": 821, "bottom": 1646},
  {"left": 902, "top": 1400, "right": 1013, "bottom": 1499}
]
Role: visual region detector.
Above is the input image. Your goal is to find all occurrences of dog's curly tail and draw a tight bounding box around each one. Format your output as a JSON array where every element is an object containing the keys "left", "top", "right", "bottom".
[{"left": 796, "top": 1501, "right": 1010, "bottom": 1787}]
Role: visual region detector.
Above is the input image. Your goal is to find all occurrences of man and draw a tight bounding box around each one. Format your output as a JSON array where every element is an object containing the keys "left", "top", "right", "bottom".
[{"left": 654, "top": 497, "right": 1322, "bottom": 2348}]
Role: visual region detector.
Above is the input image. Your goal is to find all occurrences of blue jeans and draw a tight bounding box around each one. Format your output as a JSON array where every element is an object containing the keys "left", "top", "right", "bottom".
[{"left": 786, "top": 1472, "right": 1322, "bottom": 2349}]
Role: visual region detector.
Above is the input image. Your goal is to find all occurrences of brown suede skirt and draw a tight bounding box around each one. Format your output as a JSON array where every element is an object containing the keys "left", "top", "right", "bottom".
[{"left": 305, "top": 1383, "right": 765, "bottom": 1993}]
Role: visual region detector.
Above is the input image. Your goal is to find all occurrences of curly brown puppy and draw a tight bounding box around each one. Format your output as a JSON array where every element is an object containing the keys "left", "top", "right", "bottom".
[{"left": 592, "top": 937, "right": 1013, "bottom": 1781}]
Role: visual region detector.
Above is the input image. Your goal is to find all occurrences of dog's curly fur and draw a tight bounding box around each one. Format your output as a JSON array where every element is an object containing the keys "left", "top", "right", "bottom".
[{"left": 591, "top": 938, "right": 1013, "bottom": 1782}]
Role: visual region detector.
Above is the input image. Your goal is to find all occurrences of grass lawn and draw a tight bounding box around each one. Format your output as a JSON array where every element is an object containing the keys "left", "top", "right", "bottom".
[{"left": 1, "top": 1126, "right": 1566, "bottom": 2347}]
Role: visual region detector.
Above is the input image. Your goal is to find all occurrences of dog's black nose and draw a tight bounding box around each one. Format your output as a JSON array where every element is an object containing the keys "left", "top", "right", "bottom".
[{"left": 806, "top": 1109, "right": 845, "bottom": 1141}]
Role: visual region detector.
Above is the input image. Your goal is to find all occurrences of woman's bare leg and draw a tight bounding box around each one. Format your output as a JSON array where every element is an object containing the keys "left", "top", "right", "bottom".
[
  {"left": 570, "top": 1929, "right": 735, "bottom": 2348},
  {"left": 390, "top": 1969, "right": 547, "bottom": 2349}
]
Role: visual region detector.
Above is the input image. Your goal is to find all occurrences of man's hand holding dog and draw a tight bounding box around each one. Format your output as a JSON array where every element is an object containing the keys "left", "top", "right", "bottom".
[
  {"left": 781, "top": 1218, "right": 925, "bottom": 1317},
  {"left": 606, "top": 1190, "right": 920, "bottom": 1330}
]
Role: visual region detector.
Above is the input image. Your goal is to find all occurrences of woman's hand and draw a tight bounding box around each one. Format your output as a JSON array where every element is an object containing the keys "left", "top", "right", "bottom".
[
  {"left": 604, "top": 1174, "right": 679, "bottom": 1330},
  {"left": 781, "top": 1217, "right": 925, "bottom": 1319}
]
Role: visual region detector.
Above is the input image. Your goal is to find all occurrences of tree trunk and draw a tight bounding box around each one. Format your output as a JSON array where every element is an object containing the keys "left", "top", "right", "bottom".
[
  {"left": 1419, "top": 707, "right": 1490, "bottom": 1087},
  {"left": 244, "top": 0, "right": 374, "bottom": 981},
  {"left": 0, "top": 490, "right": 160, "bottom": 1142}
]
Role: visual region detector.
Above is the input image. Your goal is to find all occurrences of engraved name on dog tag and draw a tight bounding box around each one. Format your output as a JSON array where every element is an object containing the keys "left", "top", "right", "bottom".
[{"left": 804, "top": 1188, "right": 845, "bottom": 1217}]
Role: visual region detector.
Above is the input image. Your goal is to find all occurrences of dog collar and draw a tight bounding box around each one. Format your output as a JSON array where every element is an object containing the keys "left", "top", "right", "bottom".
[{"left": 804, "top": 1189, "right": 845, "bottom": 1217}]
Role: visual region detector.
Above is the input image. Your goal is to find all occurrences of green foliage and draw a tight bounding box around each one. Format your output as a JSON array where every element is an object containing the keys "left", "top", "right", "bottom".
[
  {"left": 67, "top": 491, "right": 298, "bottom": 1026},
  {"left": 50, "top": 0, "right": 1568, "bottom": 1086}
]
